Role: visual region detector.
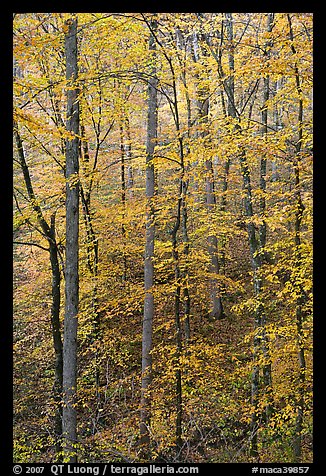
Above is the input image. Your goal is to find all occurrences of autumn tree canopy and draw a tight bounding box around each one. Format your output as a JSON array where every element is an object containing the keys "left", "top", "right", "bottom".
[{"left": 13, "top": 12, "right": 313, "bottom": 464}]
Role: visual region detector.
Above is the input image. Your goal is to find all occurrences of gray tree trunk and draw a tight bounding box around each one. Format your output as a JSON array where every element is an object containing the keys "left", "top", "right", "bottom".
[
  {"left": 62, "top": 16, "right": 80, "bottom": 463},
  {"left": 171, "top": 187, "right": 183, "bottom": 455},
  {"left": 140, "top": 16, "right": 158, "bottom": 455},
  {"left": 205, "top": 155, "right": 225, "bottom": 320},
  {"left": 260, "top": 13, "right": 275, "bottom": 423},
  {"left": 174, "top": 27, "right": 191, "bottom": 342},
  {"left": 223, "top": 12, "right": 266, "bottom": 458},
  {"left": 194, "top": 32, "right": 225, "bottom": 320},
  {"left": 125, "top": 116, "right": 134, "bottom": 198},
  {"left": 119, "top": 121, "right": 127, "bottom": 282},
  {"left": 216, "top": 20, "right": 231, "bottom": 279},
  {"left": 287, "top": 14, "right": 307, "bottom": 462},
  {"left": 80, "top": 116, "right": 101, "bottom": 434},
  {"left": 271, "top": 78, "right": 282, "bottom": 182},
  {"left": 168, "top": 33, "right": 192, "bottom": 455},
  {"left": 181, "top": 180, "right": 191, "bottom": 343}
]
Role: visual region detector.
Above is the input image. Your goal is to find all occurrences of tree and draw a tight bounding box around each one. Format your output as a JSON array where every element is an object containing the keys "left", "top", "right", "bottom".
[
  {"left": 13, "top": 120, "right": 63, "bottom": 458},
  {"left": 194, "top": 31, "right": 225, "bottom": 320},
  {"left": 13, "top": 12, "right": 313, "bottom": 465},
  {"left": 62, "top": 15, "right": 80, "bottom": 463},
  {"left": 287, "top": 13, "right": 308, "bottom": 462},
  {"left": 140, "top": 14, "right": 158, "bottom": 455}
]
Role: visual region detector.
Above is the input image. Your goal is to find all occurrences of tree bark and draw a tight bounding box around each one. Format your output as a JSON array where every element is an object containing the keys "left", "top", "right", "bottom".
[
  {"left": 217, "top": 20, "right": 231, "bottom": 277},
  {"left": 49, "top": 215, "right": 64, "bottom": 457},
  {"left": 223, "top": 12, "right": 264, "bottom": 458},
  {"left": 169, "top": 33, "right": 192, "bottom": 454},
  {"left": 205, "top": 156, "right": 225, "bottom": 320},
  {"left": 181, "top": 179, "right": 191, "bottom": 343},
  {"left": 287, "top": 14, "right": 307, "bottom": 462},
  {"left": 171, "top": 189, "right": 183, "bottom": 455},
  {"left": 271, "top": 78, "right": 283, "bottom": 182},
  {"left": 195, "top": 32, "right": 225, "bottom": 320},
  {"left": 259, "top": 13, "right": 275, "bottom": 423},
  {"left": 80, "top": 119, "right": 101, "bottom": 433},
  {"left": 120, "top": 121, "right": 127, "bottom": 282},
  {"left": 14, "top": 122, "right": 63, "bottom": 457},
  {"left": 140, "top": 16, "right": 158, "bottom": 456},
  {"left": 125, "top": 115, "right": 134, "bottom": 198},
  {"left": 174, "top": 27, "right": 192, "bottom": 342},
  {"left": 62, "top": 16, "right": 80, "bottom": 463},
  {"left": 239, "top": 147, "right": 262, "bottom": 459}
]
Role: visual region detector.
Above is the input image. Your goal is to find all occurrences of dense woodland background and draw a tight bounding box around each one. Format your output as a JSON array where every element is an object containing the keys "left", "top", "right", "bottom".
[{"left": 13, "top": 13, "right": 313, "bottom": 464}]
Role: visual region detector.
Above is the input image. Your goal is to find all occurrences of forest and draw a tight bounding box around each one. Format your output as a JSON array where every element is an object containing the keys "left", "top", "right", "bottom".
[{"left": 13, "top": 13, "right": 313, "bottom": 464}]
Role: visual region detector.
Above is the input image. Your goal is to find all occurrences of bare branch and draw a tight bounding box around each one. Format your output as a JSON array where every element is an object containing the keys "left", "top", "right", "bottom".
[{"left": 14, "top": 240, "right": 50, "bottom": 252}]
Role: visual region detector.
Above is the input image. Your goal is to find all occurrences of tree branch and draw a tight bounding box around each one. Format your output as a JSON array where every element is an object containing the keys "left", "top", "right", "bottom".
[{"left": 14, "top": 240, "right": 50, "bottom": 252}]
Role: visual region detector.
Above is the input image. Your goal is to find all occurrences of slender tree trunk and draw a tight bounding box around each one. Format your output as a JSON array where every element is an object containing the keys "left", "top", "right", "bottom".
[
  {"left": 259, "top": 13, "right": 275, "bottom": 422},
  {"left": 80, "top": 122, "right": 99, "bottom": 278},
  {"left": 80, "top": 185, "right": 98, "bottom": 277},
  {"left": 225, "top": 13, "right": 236, "bottom": 119},
  {"left": 171, "top": 180, "right": 184, "bottom": 456},
  {"left": 152, "top": 26, "right": 190, "bottom": 453},
  {"left": 292, "top": 116, "right": 306, "bottom": 462},
  {"left": 287, "top": 14, "right": 307, "bottom": 462},
  {"left": 205, "top": 155, "right": 225, "bottom": 320},
  {"left": 165, "top": 42, "right": 190, "bottom": 455},
  {"left": 140, "top": 16, "right": 158, "bottom": 456},
  {"left": 181, "top": 179, "right": 191, "bottom": 343},
  {"left": 174, "top": 28, "right": 192, "bottom": 342},
  {"left": 79, "top": 125, "right": 101, "bottom": 432},
  {"left": 194, "top": 33, "right": 225, "bottom": 320},
  {"left": 49, "top": 216, "right": 64, "bottom": 457},
  {"left": 14, "top": 122, "right": 64, "bottom": 457},
  {"left": 238, "top": 146, "right": 263, "bottom": 458},
  {"left": 80, "top": 180, "right": 100, "bottom": 429},
  {"left": 259, "top": 13, "right": 274, "bottom": 254},
  {"left": 172, "top": 91, "right": 189, "bottom": 457},
  {"left": 125, "top": 116, "right": 134, "bottom": 198},
  {"left": 271, "top": 78, "right": 282, "bottom": 182},
  {"left": 222, "top": 13, "right": 273, "bottom": 456},
  {"left": 225, "top": 13, "right": 259, "bottom": 455},
  {"left": 175, "top": 141, "right": 188, "bottom": 453},
  {"left": 63, "top": 16, "right": 80, "bottom": 463},
  {"left": 120, "top": 122, "right": 127, "bottom": 282},
  {"left": 218, "top": 21, "right": 231, "bottom": 276},
  {"left": 219, "top": 157, "right": 230, "bottom": 273}
]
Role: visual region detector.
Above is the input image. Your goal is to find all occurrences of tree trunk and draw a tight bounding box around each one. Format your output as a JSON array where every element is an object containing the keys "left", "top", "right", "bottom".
[
  {"left": 125, "top": 116, "right": 134, "bottom": 198},
  {"left": 222, "top": 13, "right": 274, "bottom": 456},
  {"left": 259, "top": 13, "right": 275, "bottom": 422},
  {"left": 14, "top": 122, "right": 64, "bottom": 457},
  {"left": 181, "top": 179, "right": 191, "bottom": 343},
  {"left": 171, "top": 180, "right": 184, "bottom": 456},
  {"left": 224, "top": 13, "right": 236, "bottom": 119},
  {"left": 238, "top": 146, "right": 263, "bottom": 458},
  {"left": 287, "top": 14, "right": 307, "bottom": 462},
  {"left": 80, "top": 123, "right": 101, "bottom": 432},
  {"left": 205, "top": 157, "right": 225, "bottom": 320},
  {"left": 219, "top": 157, "right": 230, "bottom": 273},
  {"left": 120, "top": 121, "right": 127, "bottom": 282},
  {"left": 194, "top": 32, "right": 225, "bottom": 320},
  {"left": 174, "top": 28, "right": 192, "bottom": 342},
  {"left": 218, "top": 20, "right": 231, "bottom": 278},
  {"left": 140, "top": 16, "right": 158, "bottom": 456},
  {"left": 62, "top": 16, "right": 80, "bottom": 463},
  {"left": 49, "top": 216, "right": 64, "bottom": 457},
  {"left": 170, "top": 39, "right": 191, "bottom": 454}
]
